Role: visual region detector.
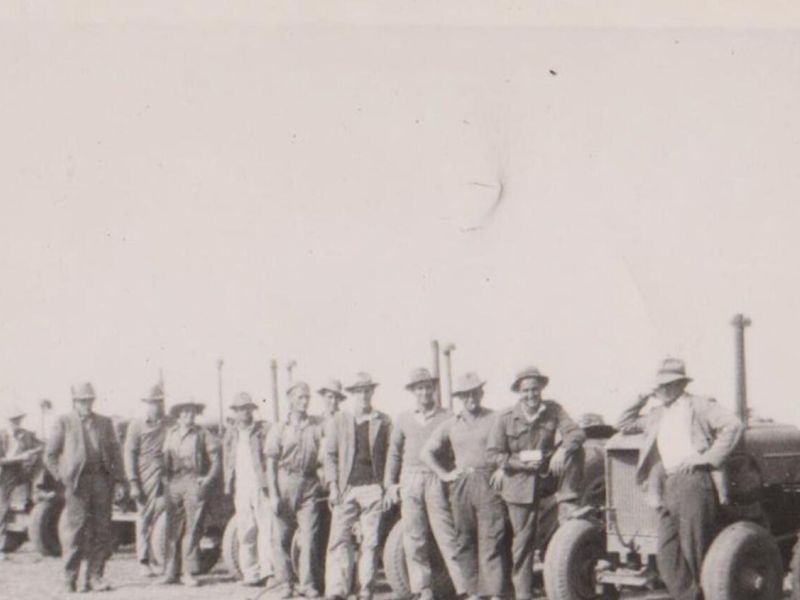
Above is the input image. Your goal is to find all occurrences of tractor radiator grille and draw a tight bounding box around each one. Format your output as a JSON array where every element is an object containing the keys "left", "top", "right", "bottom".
[{"left": 605, "top": 447, "right": 659, "bottom": 557}]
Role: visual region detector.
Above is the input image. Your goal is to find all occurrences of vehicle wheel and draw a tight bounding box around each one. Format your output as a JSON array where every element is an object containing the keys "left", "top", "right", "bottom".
[
  {"left": 0, "top": 530, "right": 26, "bottom": 553},
  {"left": 701, "top": 521, "right": 782, "bottom": 600},
  {"left": 791, "top": 534, "right": 800, "bottom": 600},
  {"left": 30, "top": 499, "right": 63, "bottom": 557},
  {"left": 193, "top": 526, "right": 222, "bottom": 575},
  {"left": 543, "top": 518, "right": 617, "bottom": 600},
  {"left": 222, "top": 517, "right": 241, "bottom": 578}
]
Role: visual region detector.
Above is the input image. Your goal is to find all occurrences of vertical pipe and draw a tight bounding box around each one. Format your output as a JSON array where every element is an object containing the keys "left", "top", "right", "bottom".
[
  {"left": 731, "top": 314, "right": 751, "bottom": 426},
  {"left": 270, "top": 359, "right": 280, "bottom": 422},
  {"left": 431, "top": 340, "right": 441, "bottom": 407},
  {"left": 287, "top": 360, "right": 297, "bottom": 386},
  {"left": 443, "top": 344, "right": 455, "bottom": 410},
  {"left": 217, "top": 359, "right": 225, "bottom": 434}
]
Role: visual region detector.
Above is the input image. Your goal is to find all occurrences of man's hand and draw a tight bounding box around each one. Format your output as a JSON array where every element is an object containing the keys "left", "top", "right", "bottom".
[
  {"left": 549, "top": 447, "right": 568, "bottom": 477},
  {"left": 677, "top": 454, "right": 709, "bottom": 474},
  {"left": 440, "top": 468, "right": 463, "bottom": 483},
  {"left": 113, "top": 483, "right": 127, "bottom": 503},
  {"left": 129, "top": 482, "right": 144, "bottom": 504},
  {"left": 269, "top": 494, "right": 281, "bottom": 515},
  {"left": 197, "top": 476, "right": 212, "bottom": 498},
  {"left": 328, "top": 483, "right": 341, "bottom": 508},
  {"left": 489, "top": 469, "right": 504, "bottom": 491},
  {"left": 382, "top": 484, "right": 400, "bottom": 510}
]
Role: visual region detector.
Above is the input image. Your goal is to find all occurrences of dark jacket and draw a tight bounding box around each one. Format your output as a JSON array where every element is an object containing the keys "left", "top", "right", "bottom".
[
  {"left": 45, "top": 412, "right": 125, "bottom": 492},
  {"left": 222, "top": 420, "right": 270, "bottom": 495},
  {"left": 0, "top": 428, "right": 42, "bottom": 479},
  {"left": 324, "top": 410, "right": 391, "bottom": 495},
  {"left": 163, "top": 424, "right": 221, "bottom": 481}
]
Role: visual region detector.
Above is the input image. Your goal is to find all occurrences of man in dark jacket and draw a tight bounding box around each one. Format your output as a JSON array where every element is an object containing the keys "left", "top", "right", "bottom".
[
  {"left": 222, "top": 392, "right": 273, "bottom": 587},
  {"left": 323, "top": 373, "right": 391, "bottom": 600},
  {"left": 487, "top": 366, "right": 586, "bottom": 600},
  {"left": 45, "top": 382, "right": 125, "bottom": 593}
]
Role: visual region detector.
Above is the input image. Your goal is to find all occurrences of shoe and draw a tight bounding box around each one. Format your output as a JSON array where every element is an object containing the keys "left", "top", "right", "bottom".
[
  {"left": 139, "top": 563, "right": 157, "bottom": 578},
  {"left": 301, "top": 587, "right": 321, "bottom": 598},
  {"left": 64, "top": 580, "right": 77, "bottom": 594},
  {"left": 87, "top": 577, "right": 113, "bottom": 592},
  {"left": 418, "top": 590, "right": 435, "bottom": 600},
  {"left": 278, "top": 584, "right": 295, "bottom": 598},
  {"left": 326, "top": 596, "right": 346, "bottom": 600},
  {"left": 161, "top": 575, "right": 180, "bottom": 585},
  {"left": 181, "top": 574, "right": 200, "bottom": 587},
  {"left": 241, "top": 577, "right": 264, "bottom": 587}
]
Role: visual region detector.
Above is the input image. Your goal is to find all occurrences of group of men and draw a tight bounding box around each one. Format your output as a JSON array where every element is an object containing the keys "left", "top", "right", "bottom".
[{"left": 0, "top": 356, "right": 744, "bottom": 600}]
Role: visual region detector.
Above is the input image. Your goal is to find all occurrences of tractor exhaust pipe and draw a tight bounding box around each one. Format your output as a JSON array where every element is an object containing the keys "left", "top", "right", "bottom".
[{"left": 731, "top": 314, "right": 751, "bottom": 426}]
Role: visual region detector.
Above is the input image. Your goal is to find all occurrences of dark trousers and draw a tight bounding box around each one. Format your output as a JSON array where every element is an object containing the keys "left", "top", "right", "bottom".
[
  {"left": 656, "top": 470, "right": 718, "bottom": 600},
  {"left": 164, "top": 474, "right": 207, "bottom": 579},
  {"left": 508, "top": 449, "right": 584, "bottom": 600},
  {"left": 272, "top": 471, "right": 322, "bottom": 593},
  {"left": 450, "top": 471, "right": 510, "bottom": 597},
  {"left": 59, "top": 471, "right": 113, "bottom": 584}
]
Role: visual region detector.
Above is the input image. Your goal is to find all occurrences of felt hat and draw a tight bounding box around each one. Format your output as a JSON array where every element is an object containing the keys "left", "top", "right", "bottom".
[
  {"left": 511, "top": 366, "right": 549, "bottom": 392},
  {"left": 655, "top": 358, "right": 692, "bottom": 387},
  {"left": 317, "top": 379, "right": 346, "bottom": 400},
  {"left": 230, "top": 391, "right": 258, "bottom": 410},
  {"left": 345, "top": 372, "right": 379, "bottom": 392},
  {"left": 4, "top": 403, "right": 26, "bottom": 421},
  {"left": 404, "top": 367, "right": 438, "bottom": 390},
  {"left": 71, "top": 382, "right": 96, "bottom": 401},
  {"left": 452, "top": 372, "right": 486, "bottom": 396},
  {"left": 287, "top": 381, "right": 311, "bottom": 397},
  {"left": 142, "top": 384, "right": 166, "bottom": 403},
  {"left": 169, "top": 400, "right": 205, "bottom": 417}
]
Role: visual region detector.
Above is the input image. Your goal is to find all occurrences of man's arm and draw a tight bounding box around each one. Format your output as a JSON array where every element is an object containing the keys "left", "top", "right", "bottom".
[
  {"left": 44, "top": 417, "right": 66, "bottom": 481},
  {"left": 420, "top": 420, "right": 457, "bottom": 482},
  {"left": 383, "top": 417, "right": 405, "bottom": 488},
  {"left": 204, "top": 430, "right": 223, "bottom": 482},
  {"left": 323, "top": 417, "right": 340, "bottom": 492},
  {"left": 616, "top": 394, "right": 652, "bottom": 434},
  {"left": 554, "top": 404, "right": 586, "bottom": 455},
  {"left": 123, "top": 420, "right": 141, "bottom": 483},
  {"left": 699, "top": 399, "right": 745, "bottom": 468}
]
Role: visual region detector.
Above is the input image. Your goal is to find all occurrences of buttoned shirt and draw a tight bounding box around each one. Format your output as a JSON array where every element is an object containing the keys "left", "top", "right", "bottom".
[
  {"left": 265, "top": 414, "right": 323, "bottom": 477},
  {"left": 124, "top": 417, "right": 168, "bottom": 484},
  {"left": 425, "top": 407, "right": 497, "bottom": 471},
  {"left": 657, "top": 396, "right": 696, "bottom": 473},
  {"left": 164, "top": 424, "right": 220, "bottom": 477}
]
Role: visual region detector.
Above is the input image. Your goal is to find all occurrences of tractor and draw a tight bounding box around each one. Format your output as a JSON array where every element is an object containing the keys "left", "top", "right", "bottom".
[{"left": 544, "top": 314, "right": 800, "bottom": 600}]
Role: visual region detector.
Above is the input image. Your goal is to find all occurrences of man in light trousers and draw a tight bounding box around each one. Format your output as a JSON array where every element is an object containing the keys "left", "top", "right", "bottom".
[
  {"left": 323, "top": 373, "right": 391, "bottom": 600},
  {"left": 223, "top": 392, "right": 274, "bottom": 587}
]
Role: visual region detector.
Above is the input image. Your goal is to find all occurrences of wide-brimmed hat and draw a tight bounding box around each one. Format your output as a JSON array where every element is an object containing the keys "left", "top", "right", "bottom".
[
  {"left": 287, "top": 381, "right": 311, "bottom": 397},
  {"left": 345, "top": 372, "right": 379, "bottom": 392},
  {"left": 71, "top": 382, "right": 96, "bottom": 401},
  {"left": 317, "top": 379, "right": 346, "bottom": 400},
  {"left": 142, "top": 384, "right": 166, "bottom": 403},
  {"left": 655, "top": 358, "right": 692, "bottom": 387},
  {"left": 452, "top": 372, "right": 486, "bottom": 396},
  {"left": 230, "top": 391, "right": 258, "bottom": 410},
  {"left": 4, "top": 403, "right": 26, "bottom": 421},
  {"left": 169, "top": 400, "right": 205, "bottom": 417},
  {"left": 405, "top": 367, "right": 438, "bottom": 390},
  {"left": 511, "top": 366, "right": 549, "bottom": 392}
]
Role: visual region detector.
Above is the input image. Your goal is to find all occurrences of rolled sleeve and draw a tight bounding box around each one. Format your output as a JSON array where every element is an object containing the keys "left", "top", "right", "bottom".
[{"left": 486, "top": 413, "right": 511, "bottom": 469}]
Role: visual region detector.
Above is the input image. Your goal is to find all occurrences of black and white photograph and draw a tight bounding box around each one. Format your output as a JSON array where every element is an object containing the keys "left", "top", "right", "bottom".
[{"left": 1, "top": 3, "right": 799, "bottom": 600}]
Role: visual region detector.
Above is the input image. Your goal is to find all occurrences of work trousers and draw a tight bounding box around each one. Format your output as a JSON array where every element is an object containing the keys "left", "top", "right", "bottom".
[
  {"left": 450, "top": 470, "right": 510, "bottom": 597},
  {"left": 507, "top": 449, "right": 584, "bottom": 599},
  {"left": 656, "top": 470, "right": 718, "bottom": 600},
  {"left": 325, "top": 483, "right": 383, "bottom": 598},
  {"left": 0, "top": 469, "right": 20, "bottom": 542},
  {"left": 59, "top": 471, "right": 113, "bottom": 585},
  {"left": 400, "top": 470, "right": 466, "bottom": 595},
  {"left": 272, "top": 471, "right": 322, "bottom": 593},
  {"left": 235, "top": 483, "right": 274, "bottom": 582},
  {"left": 164, "top": 473, "right": 207, "bottom": 580},
  {"left": 134, "top": 477, "right": 163, "bottom": 565}
]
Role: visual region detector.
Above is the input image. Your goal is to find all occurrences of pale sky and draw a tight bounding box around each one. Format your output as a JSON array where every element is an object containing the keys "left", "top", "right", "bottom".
[{"left": 2, "top": 6, "right": 800, "bottom": 431}]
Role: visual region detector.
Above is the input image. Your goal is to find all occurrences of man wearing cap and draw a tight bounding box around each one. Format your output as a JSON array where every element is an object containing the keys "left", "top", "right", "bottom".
[
  {"left": 222, "top": 392, "right": 273, "bottom": 587},
  {"left": 422, "top": 372, "right": 510, "bottom": 600},
  {"left": 323, "top": 373, "right": 391, "bottom": 600},
  {"left": 384, "top": 367, "right": 466, "bottom": 600},
  {"left": 265, "top": 381, "right": 324, "bottom": 599},
  {"left": 616, "top": 358, "right": 743, "bottom": 600},
  {"left": 123, "top": 384, "right": 170, "bottom": 577},
  {"left": 0, "top": 406, "right": 42, "bottom": 560},
  {"left": 45, "top": 382, "right": 125, "bottom": 593},
  {"left": 487, "top": 366, "right": 586, "bottom": 600},
  {"left": 162, "top": 400, "right": 221, "bottom": 587}
]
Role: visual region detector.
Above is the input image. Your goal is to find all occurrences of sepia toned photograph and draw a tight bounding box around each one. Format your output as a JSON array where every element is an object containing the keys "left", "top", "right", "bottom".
[{"left": 1, "top": 4, "right": 799, "bottom": 600}]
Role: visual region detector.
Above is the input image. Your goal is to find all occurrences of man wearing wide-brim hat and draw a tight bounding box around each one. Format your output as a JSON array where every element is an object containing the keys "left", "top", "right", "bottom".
[
  {"left": 1, "top": 404, "right": 43, "bottom": 560},
  {"left": 318, "top": 379, "right": 347, "bottom": 421},
  {"left": 222, "top": 392, "right": 274, "bottom": 587},
  {"left": 123, "top": 383, "right": 170, "bottom": 577},
  {"left": 162, "top": 399, "right": 221, "bottom": 587},
  {"left": 383, "top": 367, "right": 467, "bottom": 600},
  {"left": 422, "top": 372, "right": 511, "bottom": 600},
  {"left": 487, "top": 366, "right": 586, "bottom": 600},
  {"left": 45, "top": 382, "right": 125, "bottom": 593},
  {"left": 616, "top": 358, "right": 743, "bottom": 600}
]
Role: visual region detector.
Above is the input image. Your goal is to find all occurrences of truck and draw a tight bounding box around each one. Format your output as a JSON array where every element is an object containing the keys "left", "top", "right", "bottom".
[{"left": 543, "top": 314, "right": 800, "bottom": 600}]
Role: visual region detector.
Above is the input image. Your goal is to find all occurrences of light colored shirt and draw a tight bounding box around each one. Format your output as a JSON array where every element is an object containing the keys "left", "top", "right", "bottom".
[
  {"left": 657, "top": 395, "right": 695, "bottom": 473},
  {"left": 235, "top": 424, "right": 257, "bottom": 494},
  {"left": 426, "top": 407, "right": 497, "bottom": 471}
]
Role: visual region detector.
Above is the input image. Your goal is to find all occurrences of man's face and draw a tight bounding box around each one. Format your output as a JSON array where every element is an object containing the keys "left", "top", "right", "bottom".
[
  {"left": 322, "top": 391, "right": 342, "bottom": 416},
  {"left": 410, "top": 381, "right": 435, "bottom": 411},
  {"left": 73, "top": 398, "right": 94, "bottom": 418},
  {"left": 655, "top": 380, "right": 688, "bottom": 406},
  {"left": 518, "top": 378, "right": 544, "bottom": 412},
  {"left": 289, "top": 390, "right": 310, "bottom": 414},
  {"left": 177, "top": 408, "right": 196, "bottom": 427},
  {"left": 459, "top": 388, "right": 484, "bottom": 414},
  {"left": 351, "top": 387, "right": 374, "bottom": 414},
  {"left": 146, "top": 400, "right": 165, "bottom": 421},
  {"left": 233, "top": 406, "right": 255, "bottom": 426}
]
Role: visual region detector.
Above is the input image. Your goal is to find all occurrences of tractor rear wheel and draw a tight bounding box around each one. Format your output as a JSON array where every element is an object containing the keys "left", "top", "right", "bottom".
[
  {"left": 543, "top": 518, "right": 617, "bottom": 600},
  {"left": 791, "top": 534, "right": 800, "bottom": 600},
  {"left": 701, "top": 521, "right": 782, "bottom": 600},
  {"left": 29, "top": 499, "right": 63, "bottom": 557},
  {"left": 0, "top": 530, "right": 26, "bottom": 553}
]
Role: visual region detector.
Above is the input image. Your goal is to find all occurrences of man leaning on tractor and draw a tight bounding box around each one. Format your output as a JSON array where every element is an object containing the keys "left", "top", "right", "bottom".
[{"left": 616, "top": 358, "right": 744, "bottom": 600}]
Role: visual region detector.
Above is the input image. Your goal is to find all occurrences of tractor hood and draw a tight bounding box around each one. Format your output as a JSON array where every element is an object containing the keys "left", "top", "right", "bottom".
[{"left": 742, "top": 421, "right": 800, "bottom": 487}]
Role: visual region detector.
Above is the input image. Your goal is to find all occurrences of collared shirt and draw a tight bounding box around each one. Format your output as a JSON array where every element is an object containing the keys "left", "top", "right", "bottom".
[
  {"left": 265, "top": 413, "right": 323, "bottom": 476},
  {"left": 413, "top": 407, "right": 442, "bottom": 426},
  {"left": 124, "top": 416, "right": 168, "bottom": 484},
  {"left": 657, "top": 395, "right": 695, "bottom": 473},
  {"left": 385, "top": 406, "right": 453, "bottom": 483},
  {"left": 426, "top": 407, "right": 497, "bottom": 471},
  {"left": 164, "top": 424, "right": 219, "bottom": 477},
  {"left": 235, "top": 423, "right": 258, "bottom": 493}
]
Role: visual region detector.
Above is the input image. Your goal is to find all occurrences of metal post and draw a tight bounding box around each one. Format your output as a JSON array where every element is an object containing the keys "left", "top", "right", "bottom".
[
  {"left": 287, "top": 360, "right": 297, "bottom": 385},
  {"left": 443, "top": 343, "right": 456, "bottom": 410},
  {"left": 159, "top": 368, "right": 164, "bottom": 389},
  {"left": 731, "top": 314, "right": 751, "bottom": 426},
  {"left": 431, "top": 340, "right": 441, "bottom": 407},
  {"left": 270, "top": 359, "right": 280, "bottom": 422},
  {"left": 217, "top": 359, "right": 225, "bottom": 433},
  {"left": 39, "top": 399, "right": 52, "bottom": 440}
]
